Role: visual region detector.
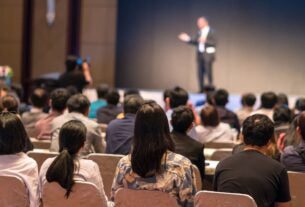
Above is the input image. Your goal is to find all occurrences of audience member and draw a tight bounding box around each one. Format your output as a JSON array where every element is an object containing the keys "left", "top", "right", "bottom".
[
  {"left": 277, "top": 93, "right": 289, "bottom": 107},
  {"left": 21, "top": 88, "right": 48, "bottom": 137},
  {"left": 123, "top": 88, "right": 140, "bottom": 97},
  {"left": 273, "top": 106, "right": 293, "bottom": 138},
  {"left": 235, "top": 93, "right": 256, "bottom": 124},
  {"left": 214, "top": 89, "right": 240, "bottom": 131},
  {"left": 191, "top": 105, "right": 236, "bottom": 143},
  {"left": 97, "top": 89, "right": 122, "bottom": 124},
  {"left": 281, "top": 112, "right": 305, "bottom": 172},
  {"left": 111, "top": 102, "right": 195, "bottom": 206},
  {"left": 89, "top": 84, "right": 109, "bottom": 119},
  {"left": 171, "top": 106, "right": 205, "bottom": 184},
  {"left": 294, "top": 97, "right": 305, "bottom": 115},
  {"left": 214, "top": 114, "right": 291, "bottom": 207},
  {"left": 35, "top": 88, "right": 70, "bottom": 140},
  {"left": 0, "top": 94, "right": 19, "bottom": 113},
  {"left": 163, "top": 88, "right": 171, "bottom": 111},
  {"left": 50, "top": 94, "right": 104, "bottom": 154},
  {"left": 252, "top": 91, "right": 277, "bottom": 120},
  {"left": 0, "top": 113, "right": 39, "bottom": 207},
  {"left": 39, "top": 120, "right": 108, "bottom": 205},
  {"left": 106, "top": 95, "right": 144, "bottom": 155}
]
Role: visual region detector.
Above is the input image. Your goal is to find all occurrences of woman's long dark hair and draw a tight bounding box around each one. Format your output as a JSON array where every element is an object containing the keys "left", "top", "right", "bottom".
[
  {"left": 46, "top": 120, "right": 86, "bottom": 198},
  {"left": 131, "top": 102, "right": 174, "bottom": 178}
]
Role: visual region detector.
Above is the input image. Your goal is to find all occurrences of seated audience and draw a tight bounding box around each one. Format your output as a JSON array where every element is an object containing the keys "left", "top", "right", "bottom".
[
  {"left": 97, "top": 89, "right": 122, "bottom": 124},
  {"left": 235, "top": 93, "right": 256, "bottom": 124},
  {"left": 0, "top": 112, "right": 39, "bottom": 207},
  {"left": 273, "top": 106, "right": 293, "bottom": 138},
  {"left": 191, "top": 105, "right": 236, "bottom": 143},
  {"left": 214, "top": 89, "right": 240, "bottom": 131},
  {"left": 21, "top": 88, "right": 48, "bottom": 137},
  {"left": 281, "top": 111, "right": 305, "bottom": 172},
  {"left": 111, "top": 102, "right": 195, "bottom": 206},
  {"left": 0, "top": 94, "right": 19, "bottom": 113},
  {"left": 89, "top": 84, "right": 109, "bottom": 119},
  {"left": 39, "top": 120, "right": 108, "bottom": 206},
  {"left": 277, "top": 93, "right": 289, "bottom": 107},
  {"left": 171, "top": 106, "right": 205, "bottom": 184},
  {"left": 251, "top": 91, "right": 277, "bottom": 120},
  {"left": 35, "top": 88, "right": 70, "bottom": 140},
  {"left": 106, "top": 95, "right": 144, "bottom": 155},
  {"left": 214, "top": 114, "right": 291, "bottom": 207},
  {"left": 50, "top": 94, "right": 104, "bottom": 154},
  {"left": 163, "top": 88, "right": 171, "bottom": 111},
  {"left": 294, "top": 97, "right": 305, "bottom": 115}
]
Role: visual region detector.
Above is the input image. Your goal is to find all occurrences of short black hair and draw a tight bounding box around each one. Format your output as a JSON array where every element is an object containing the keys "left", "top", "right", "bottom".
[
  {"left": 169, "top": 86, "right": 188, "bottom": 108},
  {"left": 295, "top": 98, "right": 305, "bottom": 112},
  {"left": 96, "top": 84, "right": 109, "bottom": 99},
  {"left": 106, "top": 89, "right": 120, "bottom": 105},
  {"left": 124, "top": 89, "right": 140, "bottom": 98},
  {"left": 241, "top": 93, "right": 256, "bottom": 107},
  {"left": 0, "top": 112, "right": 28, "bottom": 155},
  {"left": 261, "top": 92, "right": 277, "bottom": 109},
  {"left": 50, "top": 88, "right": 70, "bottom": 112},
  {"left": 214, "top": 89, "right": 229, "bottom": 107},
  {"left": 65, "top": 55, "right": 78, "bottom": 72},
  {"left": 163, "top": 89, "right": 171, "bottom": 101},
  {"left": 242, "top": 114, "right": 274, "bottom": 147},
  {"left": 277, "top": 93, "right": 289, "bottom": 106},
  {"left": 67, "top": 94, "right": 90, "bottom": 114},
  {"left": 0, "top": 94, "right": 19, "bottom": 113},
  {"left": 30, "top": 88, "right": 48, "bottom": 108},
  {"left": 273, "top": 106, "right": 292, "bottom": 126},
  {"left": 171, "top": 106, "right": 194, "bottom": 133},
  {"left": 123, "top": 95, "right": 144, "bottom": 114}
]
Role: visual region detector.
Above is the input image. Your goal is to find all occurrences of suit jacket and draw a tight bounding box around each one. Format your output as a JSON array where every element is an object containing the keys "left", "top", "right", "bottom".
[
  {"left": 171, "top": 130, "right": 205, "bottom": 184},
  {"left": 189, "top": 28, "right": 216, "bottom": 62},
  {"left": 96, "top": 104, "right": 123, "bottom": 124},
  {"left": 49, "top": 112, "right": 104, "bottom": 155}
]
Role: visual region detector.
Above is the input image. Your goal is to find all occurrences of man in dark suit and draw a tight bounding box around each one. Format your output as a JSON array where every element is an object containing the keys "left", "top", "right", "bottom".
[
  {"left": 171, "top": 105, "right": 205, "bottom": 185},
  {"left": 179, "top": 16, "right": 216, "bottom": 92}
]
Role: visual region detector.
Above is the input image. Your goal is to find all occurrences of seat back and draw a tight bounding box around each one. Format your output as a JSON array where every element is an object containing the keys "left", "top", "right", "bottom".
[
  {"left": 0, "top": 175, "right": 29, "bottom": 207},
  {"left": 210, "top": 149, "right": 232, "bottom": 161},
  {"left": 115, "top": 188, "right": 178, "bottom": 207},
  {"left": 205, "top": 142, "right": 234, "bottom": 149},
  {"left": 87, "top": 153, "right": 124, "bottom": 197},
  {"left": 192, "top": 164, "right": 202, "bottom": 191},
  {"left": 27, "top": 151, "right": 59, "bottom": 170},
  {"left": 194, "top": 190, "right": 257, "bottom": 207},
  {"left": 42, "top": 181, "right": 105, "bottom": 207},
  {"left": 288, "top": 171, "right": 305, "bottom": 207},
  {"left": 30, "top": 138, "right": 51, "bottom": 149}
]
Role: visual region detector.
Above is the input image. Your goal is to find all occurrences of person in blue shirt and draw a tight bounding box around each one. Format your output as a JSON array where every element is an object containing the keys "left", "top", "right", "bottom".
[{"left": 89, "top": 84, "right": 109, "bottom": 119}]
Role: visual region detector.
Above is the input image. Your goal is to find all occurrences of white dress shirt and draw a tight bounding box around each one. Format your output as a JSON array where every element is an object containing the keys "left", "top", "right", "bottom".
[
  {"left": 198, "top": 26, "right": 210, "bottom": 52},
  {"left": 0, "top": 152, "right": 39, "bottom": 207},
  {"left": 39, "top": 156, "right": 108, "bottom": 207}
]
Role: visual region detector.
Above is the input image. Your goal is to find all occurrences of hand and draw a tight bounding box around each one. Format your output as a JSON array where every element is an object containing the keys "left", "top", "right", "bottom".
[
  {"left": 82, "top": 61, "right": 90, "bottom": 72},
  {"left": 178, "top": 33, "right": 191, "bottom": 42}
]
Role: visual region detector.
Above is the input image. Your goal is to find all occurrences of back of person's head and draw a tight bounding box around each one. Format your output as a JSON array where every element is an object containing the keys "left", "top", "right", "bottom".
[
  {"left": 0, "top": 94, "right": 19, "bottom": 113},
  {"left": 163, "top": 89, "right": 171, "bottom": 102},
  {"left": 242, "top": 114, "right": 274, "bottom": 147},
  {"left": 66, "top": 86, "right": 78, "bottom": 96},
  {"left": 96, "top": 84, "right": 109, "bottom": 99},
  {"left": 65, "top": 55, "right": 78, "bottom": 72},
  {"left": 241, "top": 93, "right": 256, "bottom": 107},
  {"left": 200, "top": 105, "right": 220, "bottom": 127},
  {"left": 11, "top": 84, "right": 24, "bottom": 101},
  {"left": 124, "top": 88, "right": 140, "bottom": 98},
  {"left": 106, "top": 89, "right": 120, "bottom": 105},
  {"left": 132, "top": 102, "right": 174, "bottom": 178},
  {"left": 67, "top": 94, "right": 90, "bottom": 115},
  {"left": 295, "top": 98, "right": 305, "bottom": 112},
  {"left": 30, "top": 88, "right": 48, "bottom": 108},
  {"left": 206, "top": 91, "right": 215, "bottom": 105},
  {"left": 46, "top": 120, "right": 86, "bottom": 198},
  {"left": 273, "top": 106, "right": 292, "bottom": 126},
  {"left": 169, "top": 86, "right": 188, "bottom": 109},
  {"left": 0, "top": 112, "right": 27, "bottom": 155},
  {"left": 50, "top": 88, "right": 70, "bottom": 112},
  {"left": 123, "top": 95, "right": 144, "bottom": 114},
  {"left": 261, "top": 92, "right": 277, "bottom": 109},
  {"left": 277, "top": 93, "right": 289, "bottom": 107},
  {"left": 214, "top": 89, "right": 229, "bottom": 107},
  {"left": 297, "top": 112, "right": 305, "bottom": 141},
  {"left": 171, "top": 106, "right": 194, "bottom": 133}
]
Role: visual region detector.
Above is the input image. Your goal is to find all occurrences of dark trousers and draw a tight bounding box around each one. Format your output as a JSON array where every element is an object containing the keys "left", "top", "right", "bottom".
[{"left": 197, "top": 55, "right": 213, "bottom": 92}]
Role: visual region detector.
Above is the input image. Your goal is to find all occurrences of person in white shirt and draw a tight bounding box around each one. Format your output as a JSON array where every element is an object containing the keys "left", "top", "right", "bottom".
[
  {"left": 251, "top": 92, "right": 278, "bottom": 121},
  {"left": 0, "top": 112, "right": 39, "bottom": 207},
  {"left": 178, "top": 16, "right": 216, "bottom": 92},
  {"left": 39, "top": 120, "right": 108, "bottom": 206},
  {"left": 191, "top": 105, "right": 236, "bottom": 144}
]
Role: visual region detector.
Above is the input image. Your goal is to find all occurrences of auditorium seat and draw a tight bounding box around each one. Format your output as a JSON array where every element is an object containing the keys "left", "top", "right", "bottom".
[
  {"left": 87, "top": 153, "right": 124, "bottom": 198},
  {"left": 42, "top": 181, "right": 106, "bottom": 207},
  {"left": 30, "top": 138, "right": 51, "bottom": 149},
  {"left": 27, "top": 151, "right": 58, "bottom": 170},
  {"left": 288, "top": 171, "right": 305, "bottom": 207},
  {"left": 114, "top": 188, "right": 179, "bottom": 207},
  {"left": 210, "top": 149, "right": 233, "bottom": 161},
  {"left": 205, "top": 142, "right": 235, "bottom": 149},
  {"left": 0, "top": 175, "right": 29, "bottom": 207},
  {"left": 194, "top": 190, "right": 257, "bottom": 207},
  {"left": 192, "top": 164, "right": 202, "bottom": 191}
]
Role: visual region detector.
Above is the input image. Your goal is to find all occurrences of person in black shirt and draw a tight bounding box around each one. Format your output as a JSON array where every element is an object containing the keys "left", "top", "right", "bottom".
[
  {"left": 171, "top": 106, "right": 205, "bottom": 186},
  {"left": 214, "top": 114, "right": 291, "bottom": 207}
]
